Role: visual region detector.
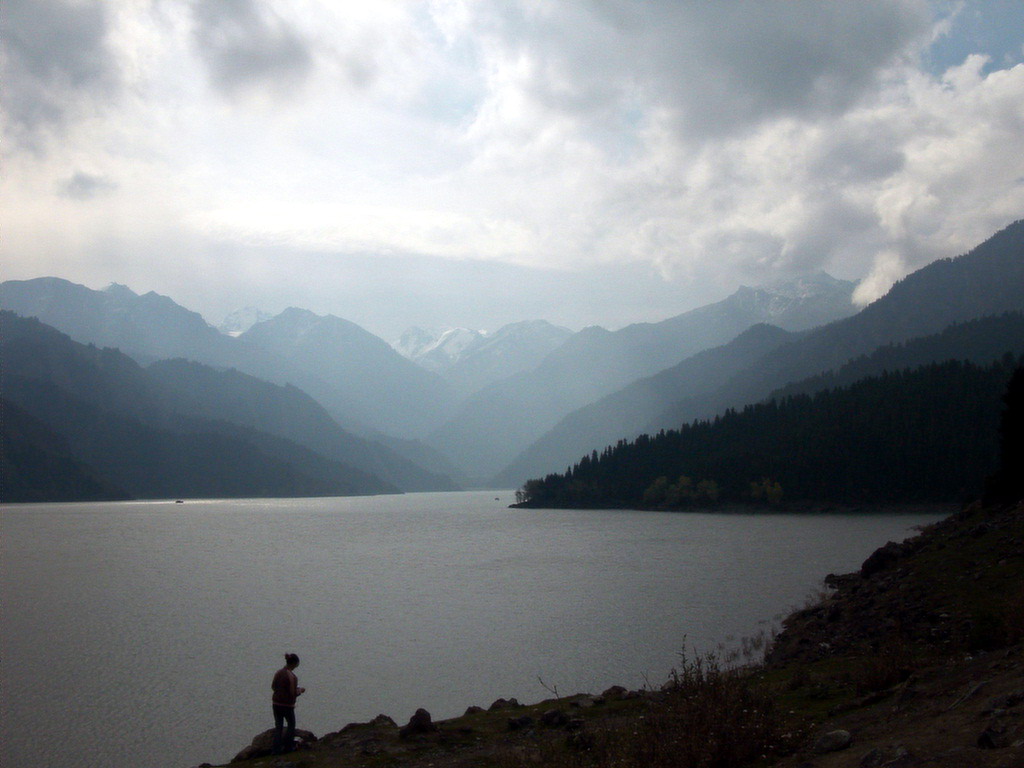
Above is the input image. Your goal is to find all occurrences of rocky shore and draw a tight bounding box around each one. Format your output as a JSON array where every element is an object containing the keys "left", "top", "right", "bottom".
[{"left": 201, "top": 499, "right": 1024, "bottom": 768}]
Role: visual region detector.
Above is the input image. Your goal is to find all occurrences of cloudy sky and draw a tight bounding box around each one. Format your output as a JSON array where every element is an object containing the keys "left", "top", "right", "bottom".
[{"left": 3, "top": 1, "right": 1023, "bottom": 340}]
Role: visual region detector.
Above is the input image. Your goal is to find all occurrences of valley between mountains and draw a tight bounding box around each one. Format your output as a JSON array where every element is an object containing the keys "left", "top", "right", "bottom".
[{"left": 2, "top": 219, "right": 1023, "bottom": 506}]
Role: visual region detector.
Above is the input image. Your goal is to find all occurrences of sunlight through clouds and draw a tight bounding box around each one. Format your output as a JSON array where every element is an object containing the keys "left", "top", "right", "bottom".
[{"left": 2, "top": 0, "right": 1022, "bottom": 332}]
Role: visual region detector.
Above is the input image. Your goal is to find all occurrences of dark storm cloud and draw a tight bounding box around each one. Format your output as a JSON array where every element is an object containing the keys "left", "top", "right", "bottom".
[
  {"left": 190, "top": 0, "right": 314, "bottom": 98},
  {"left": 486, "top": 1, "right": 932, "bottom": 139},
  {"left": 655, "top": 2, "right": 931, "bottom": 135},
  {"left": 0, "top": 0, "right": 119, "bottom": 145},
  {"left": 58, "top": 171, "right": 119, "bottom": 200}
]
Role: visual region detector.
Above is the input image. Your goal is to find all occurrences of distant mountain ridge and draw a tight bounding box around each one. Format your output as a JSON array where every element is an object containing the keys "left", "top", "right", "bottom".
[
  {"left": 1, "top": 396, "right": 132, "bottom": 502},
  {"left": 239, "top": 308, "right": 457, "bottom": 437},
  {"left": 0, "top": 312, "right": 394, "bottom": 501},
  {"left": 501, "top": 310, "right": 1024, "bottom": 488},
  {"left": 495, "top": 323, "right": 798, "bottom": 487},
  {"left": 0, "top": 283, "right": 462, "bottom": 491},
  {"left": 0, "top": 278, "right": 237, "bottom": 365},
  {"left": 649, "top": 218, "right": 1024, "bottom": 436},
  {"left": 396, "top": 320, "right": 575, "bottom": 395},
  {"left": 146, "top": 359, "right": 458, "bottom": 492},
  {"left": 0, "top": 279, "right": 461, "bottom": 447},
  {"left": 219, "top": 306, "right": 273, "bottom": 336},
  {"left": 427, "top": 273, "right": 857, "bottom": 481}
]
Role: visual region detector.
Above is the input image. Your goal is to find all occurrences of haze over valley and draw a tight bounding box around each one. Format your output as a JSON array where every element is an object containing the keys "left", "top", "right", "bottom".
[{"left": 3, "top": 219, "right": 1023, "bottom": 502}]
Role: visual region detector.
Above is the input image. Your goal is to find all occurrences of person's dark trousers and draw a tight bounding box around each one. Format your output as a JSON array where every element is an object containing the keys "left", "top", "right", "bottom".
[{"left": 272, "top": 704, "right": 296, "bottom": 753}]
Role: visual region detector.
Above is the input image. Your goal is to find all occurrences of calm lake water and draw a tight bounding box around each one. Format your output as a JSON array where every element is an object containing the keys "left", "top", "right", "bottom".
[{"left": 0, "top": 491, "right": 946, "bottom": 768}]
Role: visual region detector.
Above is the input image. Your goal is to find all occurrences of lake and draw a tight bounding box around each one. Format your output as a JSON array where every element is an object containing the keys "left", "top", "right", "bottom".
[{"left": 0, "top": 491, "right": 947, "bottom": 768}]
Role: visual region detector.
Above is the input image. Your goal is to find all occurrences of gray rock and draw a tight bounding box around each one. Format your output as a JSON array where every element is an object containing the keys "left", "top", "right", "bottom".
[
  {"left": 231, "top": 727, "right": 317, "bottom": 762},
  {"left": 977, "top": 724, "right": 1009, "bottom": 749},
  {"left": 540, "top": 709, "right": 570, "bottom": 727},
  {"left": 860, "top": 745, "right": 913, "bottom": 767},
  {"left": 507, "top": 715, "right": 535, "bottom": 731},
  {"left": 488, "top": 697, "right": 521, "bottom": 711},
  {"left": 813, "top": 729, "right": 853, "bottom": 754},
  {"left": 367, "top": 713, "right": 397, "bottom": 728},
  {"left": 601, "top": 685, "right": 629, "bottom": 699},
  {"left": 861, "top": 542, "right": 903, "bottom": 577},
  {"left": 463, "top": 705, "right": 485, "bottom": 716},
  {"left": 399, "top": 708, "right": 437, "bottom": 739}
]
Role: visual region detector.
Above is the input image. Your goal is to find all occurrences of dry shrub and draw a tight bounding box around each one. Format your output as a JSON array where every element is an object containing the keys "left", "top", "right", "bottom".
[
  {"left": 845, "top": 636, "right": 916, "bottom": 695},
  {"left": 581, "top": 649, "right": 782, "bottom": 768}
]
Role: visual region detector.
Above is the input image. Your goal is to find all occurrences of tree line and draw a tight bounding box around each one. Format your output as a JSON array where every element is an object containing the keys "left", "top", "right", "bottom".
[{"left": 516, "top": 356, "right": 1023, "bottom": 509}]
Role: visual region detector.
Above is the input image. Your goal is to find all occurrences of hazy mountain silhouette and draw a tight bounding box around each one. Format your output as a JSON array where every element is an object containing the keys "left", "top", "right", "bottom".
[
  {"left": 219, "top": 306, "right": 273, "bottom": 336},
  {"left": 239, "top": 308, "right": 457, "bottom": 437},
  {"left": 0, "top": 278, "right": 239, "bottom": 365},
  {"left": 768, "top": 312, "right": 1024, "bottom": 402},
  {"left": 0, "top": 278, "right": 460, "bottom": 446},
  {"left": 495, "top": 323, "right": 796, "bottom": 487},
  {"left": 397, "top": 320, "right": 574, "bottom": 396},
  {"left": 147, "top": 358, "right": 457, "bottom": 492},
  {"left": 1, "top": 312, "right": 394, "bottom": 500},
  {"left": 428, "top": 273, "right": 856, "bottom": 481},
  {"left": 1, "top": 396, "right": 131, "bottom": 502},
  {"left": 505, "top": 310, "right": 1024, "bottom": 489},
  {"left": 650, "top": 218, "right": 1024, "bottom": 436}
]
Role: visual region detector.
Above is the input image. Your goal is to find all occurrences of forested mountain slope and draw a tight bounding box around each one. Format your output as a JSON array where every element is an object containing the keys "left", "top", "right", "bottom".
[
  {"left": 147, "top": 359, "right": 457, "bottom": 492},
  {"left": 650, "top": 219, "right": 1024, "bottom": 435},
  {"left": 0, "top": 279, "right": 459, "bottom": 442},
  {"left": 517, "top": 356, "right": 1022, "bottom": 509},
  {"left": 0, "top": 312, "right": 393, "bottom": 501},
  {"left": 430, "top": 274, "right": 855, "bottom": 480},
  {"left": 495, "top": 323, "right": 796, "bottom": 486}
]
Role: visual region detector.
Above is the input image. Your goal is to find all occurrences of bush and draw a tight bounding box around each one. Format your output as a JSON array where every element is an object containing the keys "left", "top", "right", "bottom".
[{"left": 583, "top": 649, "right": 781, "bottom": 768}]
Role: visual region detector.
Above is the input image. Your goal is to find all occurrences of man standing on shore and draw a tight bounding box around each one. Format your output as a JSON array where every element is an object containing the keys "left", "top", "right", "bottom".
[{"left": 271, "top": 653, "right": 305, "bottom": 754}]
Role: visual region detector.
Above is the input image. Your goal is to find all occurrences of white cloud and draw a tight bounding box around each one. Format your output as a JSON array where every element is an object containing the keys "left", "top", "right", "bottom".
[{"left": 2, "top": 0, "right": 1023, "bottom": 331}]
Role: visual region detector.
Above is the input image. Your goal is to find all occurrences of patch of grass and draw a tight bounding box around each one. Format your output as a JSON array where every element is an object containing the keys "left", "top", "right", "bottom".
[{"left": 501, "top": 648, "right": 784, "bottom": 768}]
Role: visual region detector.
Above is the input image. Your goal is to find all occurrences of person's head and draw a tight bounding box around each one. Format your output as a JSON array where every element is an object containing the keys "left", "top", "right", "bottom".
[{"left": 284, "top": 653, "right": 300, "bottom": 669}]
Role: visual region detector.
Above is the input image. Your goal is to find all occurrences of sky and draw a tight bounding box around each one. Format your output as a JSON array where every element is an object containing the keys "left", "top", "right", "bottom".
[{"left": 2, "top": 1, "right": 1023, "bottom": 341}]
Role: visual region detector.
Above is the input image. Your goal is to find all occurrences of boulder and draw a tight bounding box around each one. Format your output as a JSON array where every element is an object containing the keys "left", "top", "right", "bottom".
[
  {"left": 601, "top": 685, "right": 629, "bottom": 700},
  {"left": 488, "top": 697, "right": 521, "bottom": 711},
  {"left": 507, "top": 715, "right": 535, "bottom": 731},
  {"left": 977, "top": 724, "right": 1009, "bottom": 749},
  {"left": 861, "top": 542, "right": 903, "bottom": 578},
  {"left": 399, "top": 708, "right": 437, "bottom": 738},
  {"left": 540, "top": 709, "right": 570, "bottom": 727},
  {"left": 463, "top": 705, "right": 485, "bottom": 716},
  {"left": 859, "top": 745, "right": 912, "bottom": 767},
  {"left": 231, "top": 727, "right": 317, "bottom": 762},
  {"left": 813, "top": 729, "right": 852, "bottom": 754}
]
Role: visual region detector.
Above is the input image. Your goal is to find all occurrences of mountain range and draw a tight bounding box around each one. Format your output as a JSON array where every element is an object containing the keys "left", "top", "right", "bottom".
[
  {"left": 397, "top": 320, "right": 575, "bottom": 396},
  {"left": 0, "top": 279, "right": 460, "bottom": 445},
  {"left": 2, "top": 219, "right": 1022, "bottom": 502},
  {"left": 498, "top": 220, "right": 1024, "bottom": 487},
  {"left": 426, "top": 272, "right": 857, "bottom": 482},
  {"left": 0, "top": 312, "right": 395, "bottom": 500}
]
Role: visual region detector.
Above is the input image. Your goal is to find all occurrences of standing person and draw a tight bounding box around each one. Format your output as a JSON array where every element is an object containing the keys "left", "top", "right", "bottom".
[{"left": 271, "top": 653, "right": 305, "bottom": 754}]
